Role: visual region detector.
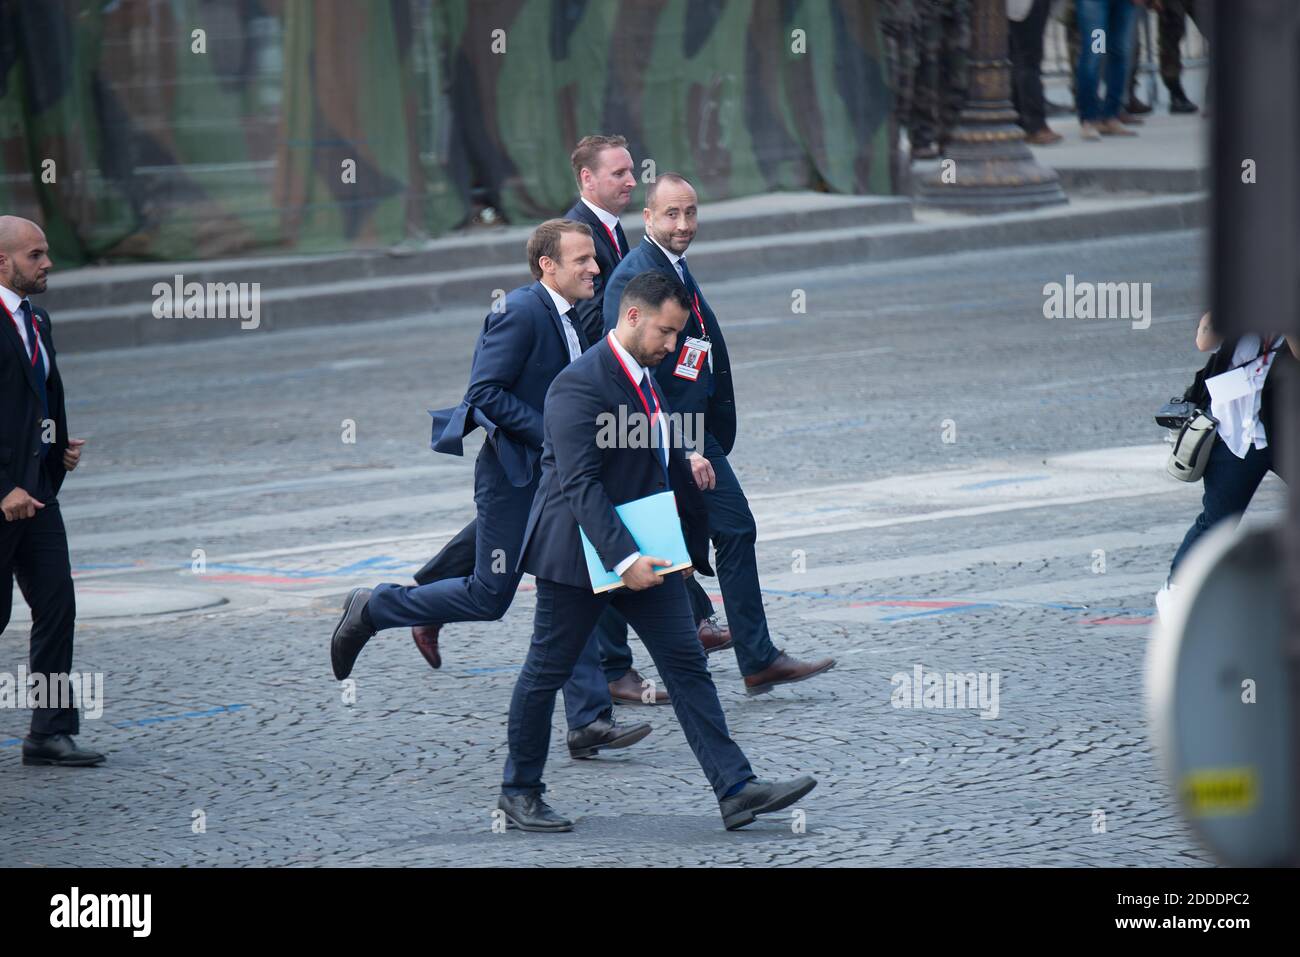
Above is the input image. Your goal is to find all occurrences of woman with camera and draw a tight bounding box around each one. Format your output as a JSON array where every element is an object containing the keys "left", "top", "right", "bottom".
[{"left": 1157, "top": 314, "right": 1300, "bottom": 615}]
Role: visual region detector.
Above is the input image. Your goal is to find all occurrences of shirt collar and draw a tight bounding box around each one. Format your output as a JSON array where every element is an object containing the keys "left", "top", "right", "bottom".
[
  {"left": 0, "top": 283, "right": 25, "bottom": 317},
  {"left": 647, "top": 234, "right": 684, "bottom": 267},
  {"left": 540, "top": 281, "right": 574, "bottom": 320},
  {"left": 580, "top": 196, "right": 621, "bottom": 232},
  {"left": 607, "top": 330, "right": 645, "bottom": 381}
]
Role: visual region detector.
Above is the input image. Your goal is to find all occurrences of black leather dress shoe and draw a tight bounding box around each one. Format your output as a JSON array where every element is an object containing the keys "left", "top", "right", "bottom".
[
  {"left": 567, "top": 715, "right": 652, "bottom": 759},
  {"left": 330, "top": 587, "right": 374, "bottom": 680},
  {"left": 719, "top": 775, "right": 817, "bottom": 830},
  {"left": 22, "top": 733, "right": 105, "bottom": 767},
  {"left": 498, "top": 792, "right": 574, "bottom": 832}
]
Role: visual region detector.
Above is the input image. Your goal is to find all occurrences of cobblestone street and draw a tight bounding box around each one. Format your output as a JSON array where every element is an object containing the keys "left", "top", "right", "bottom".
[{"left": 1, "top": 229, "right": 1254, "bottom": 866}]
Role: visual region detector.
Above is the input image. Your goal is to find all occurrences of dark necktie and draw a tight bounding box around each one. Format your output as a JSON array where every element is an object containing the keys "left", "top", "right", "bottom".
[
  {"left": 614, "top": 222, "right": 629, "bottom": 258},
  {"left": 639, "top": 371, "right": 669, "bottom": 478},
  {"left": 18, "top": 300, "right": 49, "bottom": 420},
  {"left": 563, "top": 307, "right": 588, "bottom": 355}
]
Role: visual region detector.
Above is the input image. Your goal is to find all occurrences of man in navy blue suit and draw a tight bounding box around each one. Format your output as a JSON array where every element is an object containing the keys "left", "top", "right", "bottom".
[
  {"left": 602, "top": 173, "right": 836, "bottom": 696},
  {"left": 330, "top": 220, "right": 648, "bottom": 761},
  {"left": 563, "top": 136, "right": 731, "bottom": 706},
  {"left": 497, "top": 270, "right": 817, "bottom": 831}
]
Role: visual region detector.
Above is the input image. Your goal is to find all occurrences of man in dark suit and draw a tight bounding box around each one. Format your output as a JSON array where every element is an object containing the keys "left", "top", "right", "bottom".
[
  {"left": 330, "top": 220, "right": 646, "bottom": 760},
  {"left": 0, "top": 216, "right": 101, "bottom": 767},
  {"left": 564, "top": 135, "right": 731, "bottom": 706},
  {"left": 602, "top": 174, "right": 836, "bottom": 696},
  {"left": 498, "top": 270, "right": 817, "bottom": 831}
]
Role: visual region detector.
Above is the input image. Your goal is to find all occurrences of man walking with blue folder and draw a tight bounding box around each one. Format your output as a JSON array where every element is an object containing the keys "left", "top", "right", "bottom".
[
  {"left": 498, "top": 271, "right": 817, "bottom": 831},
  {"left": 601, "top": 173, "right": 835, "bottom": 696},
  {"left": 330, "top": 220, "right": 648, "bottom": 761}
]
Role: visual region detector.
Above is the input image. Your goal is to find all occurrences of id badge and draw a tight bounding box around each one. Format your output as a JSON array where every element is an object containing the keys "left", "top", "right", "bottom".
[{"left": 673, "top": 336, "right": 711, "bottom": 382}]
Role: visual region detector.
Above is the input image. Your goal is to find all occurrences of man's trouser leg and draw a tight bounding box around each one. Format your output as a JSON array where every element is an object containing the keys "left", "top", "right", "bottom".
[
  {"left": 702, "top": 434, "right": 779, "bottom": 677},
  {"left": 4, "top": 504, "right": 79, "bottom": 736}
]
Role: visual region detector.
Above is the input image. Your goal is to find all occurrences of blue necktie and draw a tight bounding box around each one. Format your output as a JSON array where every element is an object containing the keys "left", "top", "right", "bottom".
[
  {"left": 18, "top": 300, "right": 49, "bottom": 422},
  {"left": 614, "top": 222, "right": 629, "bottom": 258}
]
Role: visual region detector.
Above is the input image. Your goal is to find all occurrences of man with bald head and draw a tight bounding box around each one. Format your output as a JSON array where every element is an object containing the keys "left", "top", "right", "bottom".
[
  {"left": 0, "top": 216, "right": 100, "bottom": 767},
  {"left": 601, "top": 176, "right": 836, "bottom": 696}
]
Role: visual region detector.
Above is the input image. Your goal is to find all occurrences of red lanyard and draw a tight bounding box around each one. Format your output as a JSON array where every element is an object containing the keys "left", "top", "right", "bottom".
[
  {"left": 1, "top": 298, "right": 41, "bottom": 368},
  {"left": 600, "top": 222, "right": 622, "bottom": 261},
  {"left": 607, "top": 333, "right": 660, "bottom": 425}
]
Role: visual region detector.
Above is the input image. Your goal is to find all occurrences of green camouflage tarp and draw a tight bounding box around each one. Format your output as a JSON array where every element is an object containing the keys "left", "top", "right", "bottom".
[{"left": 1, "top": 0, "right": 891, "bottom": 266}]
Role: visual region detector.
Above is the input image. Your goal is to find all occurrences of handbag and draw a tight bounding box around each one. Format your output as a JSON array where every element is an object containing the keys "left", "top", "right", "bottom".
[{"left": 1166, "top": 410, "right": 1219, "bottom": 482}]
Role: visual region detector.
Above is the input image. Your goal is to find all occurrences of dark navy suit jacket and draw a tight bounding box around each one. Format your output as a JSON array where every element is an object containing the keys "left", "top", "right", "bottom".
[
  {"left": 602, "top": 237, "right": 737, "bottom": 455},
  {"left": 1, "top": 302, "right": 69, "bottom": 503},
  {"left": 518, "top": 337, "right": 714, "bottom": 591},
  {"left": 428, "top": 281, "right": 584, "bottom": 487},
  {"left": 564, "top": 198, "right": 627, "bottom": 348}
]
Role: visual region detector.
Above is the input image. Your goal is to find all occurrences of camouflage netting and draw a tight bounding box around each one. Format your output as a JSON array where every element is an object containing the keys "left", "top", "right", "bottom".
[{"left": 0, "top": 0, "right": 892, "bottom": 266}]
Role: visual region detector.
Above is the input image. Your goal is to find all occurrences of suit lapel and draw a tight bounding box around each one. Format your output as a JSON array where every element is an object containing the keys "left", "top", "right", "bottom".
[
  {"left": 2, "top": 299, "right": 44, "bottom": 402},
  {"left": 530, "top": 281, "right": 577, "bottom": 355},
  {"left": 572, "top": 199, "right": 620, "bottom": 263}
]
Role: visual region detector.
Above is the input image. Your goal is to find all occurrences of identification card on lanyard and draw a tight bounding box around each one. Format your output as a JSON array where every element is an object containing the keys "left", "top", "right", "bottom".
[{"left": 673, "top": 336, "right": 711, "bottom": 382}]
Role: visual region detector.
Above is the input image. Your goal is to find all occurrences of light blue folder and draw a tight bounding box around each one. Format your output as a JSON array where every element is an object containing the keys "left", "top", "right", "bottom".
[{"left": 579, "top": 491, "right": 694, "bottom": 593}]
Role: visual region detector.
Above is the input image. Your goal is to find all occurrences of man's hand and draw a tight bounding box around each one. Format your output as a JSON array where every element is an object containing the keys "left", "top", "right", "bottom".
[
  {"left": 63, "top": 438, "right": 85, "bottom": 472},
  {"left": 688, "top": 452, "right": 715, "bottom": 491},
  {"left": 620, "top": 555, "right": 671, "bottom": 591},
  {"left": 2, "top": 487, "right": 44, "bottom": 522}
]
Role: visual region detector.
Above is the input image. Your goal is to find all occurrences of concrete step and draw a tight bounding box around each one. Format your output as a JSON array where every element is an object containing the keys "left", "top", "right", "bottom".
[
  {"left": 42, "top": 192, "right": 912, "bottom": 313},
  {"left": 51, "top": 191, "right": 1206, "bottom": 353}
]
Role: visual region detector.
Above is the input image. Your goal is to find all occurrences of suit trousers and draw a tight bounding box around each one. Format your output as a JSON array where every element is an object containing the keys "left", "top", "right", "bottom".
[
  {"left": 594, "top": 574, "right": 715, "bottom": 682},
  {"left": 367, "top": 446, "right": 611, "bottom": 729},
  {"left": 0, "top": 501, "right": 79, "bottom": 735},
  {"left": 589, "top": 433, "right": 779, "bottom": 677},
  {"left": 502, "top": 573, "right": 754, "bottom": 799}
]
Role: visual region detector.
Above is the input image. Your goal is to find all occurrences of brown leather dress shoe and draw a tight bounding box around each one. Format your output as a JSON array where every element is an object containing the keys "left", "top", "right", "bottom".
[
  {"left": 743, "top": 651, "right": 836, "bottom": 696},
  {"left": 412, "top": 624, "right": 442, "bottom": 670},
  {"left": 697, "top": 617, "right": 733, "bottom": 655},
  {"left": 608, "top": 668, "right": 669, "bottom": 705}
]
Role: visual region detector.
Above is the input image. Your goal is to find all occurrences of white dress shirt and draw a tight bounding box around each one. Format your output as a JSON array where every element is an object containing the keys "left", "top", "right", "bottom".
[
  {"left": 1210, "top": 335, "right": 1279, "bottom": 459},
  {"left": 607, "top": 330, "right": 674, "bottom": 577},
  {"left": 539, "top": 281, "right": 583, "bottom": 361},
  {"left": 647, "top": 234, "right": 686, "bottom": 285},
  {"left": 1, "top": 283, "right": 50, "bottom": 380}
]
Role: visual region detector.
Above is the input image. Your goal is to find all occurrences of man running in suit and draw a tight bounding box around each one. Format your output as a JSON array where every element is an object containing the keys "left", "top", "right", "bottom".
[
  {"left": 602, "top": 174, "right": 836, "bottom": 696},
  {"left": 330, "top": 220, "right": 647, "bottom": 760},
  {"left": 0, "top": 215, "right": 100, "bottom": 767},
  {"left": 498, "top": 270, "right": 817, "bottom": 831},
  {"left": 564, "top": 135, "right": 731, "bottom": 706}
]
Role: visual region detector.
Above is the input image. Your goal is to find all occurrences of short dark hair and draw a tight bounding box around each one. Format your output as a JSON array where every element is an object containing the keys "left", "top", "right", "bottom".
[
  {"left": 527, "top": 219, "right": 592, "bottom": 279},
  {"left": 644, "top": 172, "right": 694, "bottom": 209},
  {"left": 618, "top": 270, "right": 691, "bottom": 319},
  {"left": 571, "top": 134, "right": 630, "bottom": 187}
]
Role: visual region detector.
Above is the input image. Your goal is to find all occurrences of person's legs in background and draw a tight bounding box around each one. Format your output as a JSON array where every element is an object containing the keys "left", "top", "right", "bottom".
[
  {"left": 1074, "top": 0, "right": 1107, "bottom": 137},
  {"left": 1011, "top": 0, "right": 1059, "bottom": 143},
  {"left": 1168, "top": 442, "right": 1274, "bottom": 579},
  {"left": 1097, "top": 0, "right": 1139, "bottom": 132}
]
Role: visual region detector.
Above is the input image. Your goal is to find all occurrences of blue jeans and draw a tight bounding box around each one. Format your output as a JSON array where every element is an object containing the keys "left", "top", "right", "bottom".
[
  {"left": 1169, "top": 440, "right": 1283, "bottom": 577},
  {"left": 1076, "top": 0, "right": 1139, "bottom": 122}
]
